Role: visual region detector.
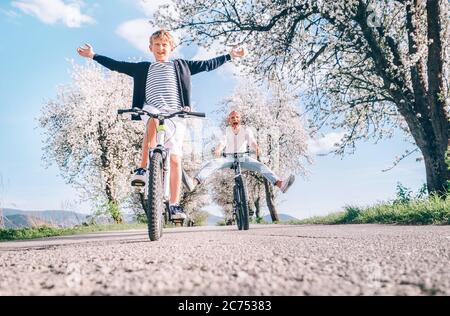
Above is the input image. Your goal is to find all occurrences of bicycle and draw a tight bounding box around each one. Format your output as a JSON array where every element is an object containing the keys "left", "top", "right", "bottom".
[
  {"left": 222, "top": 151, "right": 253, "bottom": 231},
  {"left": 118, "top": 107, "right": 205, "bottom": 241}
]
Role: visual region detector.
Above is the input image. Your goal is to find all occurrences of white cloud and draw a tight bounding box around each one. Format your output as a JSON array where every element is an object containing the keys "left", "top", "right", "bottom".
[
  {"left": 116, "top": 19, "right": 183, "bottom": 58},
  {"left": 0, "top": 8, "right": 21, "bottom": 18},
  {"left": 11, "top": 0, "right": 95, "bottom": 28},
  {"left": 138, "top": 0, "right": 177, "bottom": 18},
  {"left": 308, "top": 132, "right": 345, "bottom": 155}
]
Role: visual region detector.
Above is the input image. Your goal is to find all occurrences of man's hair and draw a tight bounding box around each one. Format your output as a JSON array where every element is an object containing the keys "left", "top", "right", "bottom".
[
  {"left": 228, "top": 110, "right": 240, "bottom": 117},
  {"left": 150, "top": 29, "right": 176, "bottom": 47}
]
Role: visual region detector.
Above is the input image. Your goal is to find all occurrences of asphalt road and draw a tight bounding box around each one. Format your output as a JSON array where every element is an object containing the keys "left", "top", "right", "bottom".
[{"left": 0, "top": 224, "right": 449, "bottom": 295}]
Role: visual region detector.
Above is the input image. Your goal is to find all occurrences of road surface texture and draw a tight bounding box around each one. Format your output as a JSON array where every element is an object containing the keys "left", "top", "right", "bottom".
[{"left": 0, "top": 224, "right": 449, "bottom": 295}]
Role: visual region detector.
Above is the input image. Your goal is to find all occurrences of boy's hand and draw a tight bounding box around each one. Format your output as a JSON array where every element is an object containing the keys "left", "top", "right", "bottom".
[
  {"left": 77, "top": 43, "right": 95, "bottom": 59},
  {"left": 230, "top": 46, "right": 247, "bottom": 59},
  {"left": 183, "top": 106, "right": 192, "bottom": 112}
]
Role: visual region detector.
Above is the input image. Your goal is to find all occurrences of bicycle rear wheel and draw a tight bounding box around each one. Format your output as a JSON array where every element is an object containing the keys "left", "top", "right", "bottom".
[
  {"left": 147, "top": 152, "right": 164, "bottom": 241},
  {"left": 236, "top": 176, "right": 250, "bottom": 230}
]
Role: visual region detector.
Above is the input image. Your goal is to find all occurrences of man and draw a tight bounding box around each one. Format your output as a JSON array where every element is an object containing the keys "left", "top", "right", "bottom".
[{"left": 190, "top": 110, "right": 295, "bottom": 193}]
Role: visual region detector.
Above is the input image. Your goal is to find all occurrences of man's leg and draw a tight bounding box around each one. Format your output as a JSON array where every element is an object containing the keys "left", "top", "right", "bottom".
[
  {"left": 194, "top": 158, "right": 233, "bottom": 186},
  {"left": 240, "top": 157, "right": 280, "bottom": 185},
  {"left": 240, "top": 157, "right": 295, "bottom": 193}
]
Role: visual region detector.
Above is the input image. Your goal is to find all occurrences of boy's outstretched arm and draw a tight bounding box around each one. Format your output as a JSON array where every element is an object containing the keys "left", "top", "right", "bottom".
[
  {"left": 229, "top": 46, "right": 247, "bottom": 59},
  {"left": 76, "top": 43, "right": 139, "bottom": 77},
  {"left": 186, "top": 46, "right": 247, "bottom": 75},
  {"left": 77, "top": 43, "right": 95, "bottom": 59}
]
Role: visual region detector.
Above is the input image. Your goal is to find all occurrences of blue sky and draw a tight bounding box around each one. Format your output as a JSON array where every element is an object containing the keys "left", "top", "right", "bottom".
[{"left": 0, "top": 0, "right": 426, "bottom": 219}]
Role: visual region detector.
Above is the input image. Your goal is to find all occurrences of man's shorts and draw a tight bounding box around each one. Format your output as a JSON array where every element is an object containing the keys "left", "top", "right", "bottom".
[{"left": 141, "top": 104, "right": 186, "bottom": 157}]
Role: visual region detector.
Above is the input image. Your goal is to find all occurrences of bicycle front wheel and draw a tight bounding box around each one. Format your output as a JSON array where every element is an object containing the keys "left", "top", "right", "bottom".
[
  {"left": 233, "top": 186, "right": 242, "bottom": 230},
  {"left": 236, "top": 176, "right": 250, "bottom": 230},
  {"left": 147, "top": 152, "right": 164, "bottom": 241}
]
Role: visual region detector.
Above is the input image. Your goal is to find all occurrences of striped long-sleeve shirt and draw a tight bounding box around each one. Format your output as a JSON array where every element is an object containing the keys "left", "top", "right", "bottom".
[
  {"left": 93, "top": 54, "right": 232, "bottom": 120},
  {"left": 145, "top": 61, "right": 182, "bottom": 113}
]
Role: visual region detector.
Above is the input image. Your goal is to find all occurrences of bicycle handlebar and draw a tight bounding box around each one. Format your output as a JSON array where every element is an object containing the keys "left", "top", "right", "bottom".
[
  {"left": 117, "top": 108, "right": 206, "bottom": 119},
  {"left": 222, "top": 150, "right": 257, "bottom": 157}
]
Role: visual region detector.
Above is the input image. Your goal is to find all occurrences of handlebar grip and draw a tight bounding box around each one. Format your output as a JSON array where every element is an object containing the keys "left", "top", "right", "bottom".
[
  {"left": 188, "top": 112, "right": 206, "bottom": 118},
  {"left": 117, "top": 109, "right": 135, "bottom": 115}
]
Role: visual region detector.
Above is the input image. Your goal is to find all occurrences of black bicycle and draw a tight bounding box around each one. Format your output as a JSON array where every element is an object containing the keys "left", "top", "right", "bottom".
[
  {"left": 118, "top": 107, "right": 205, "bottom": 241},
  {"left": 223, "top": 151, "right": 252, "bottom": 231}
]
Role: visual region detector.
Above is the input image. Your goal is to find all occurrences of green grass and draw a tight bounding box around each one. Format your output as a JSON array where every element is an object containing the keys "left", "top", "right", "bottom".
[
  {"left": 0, "top": 223, "right": 147, "bottom": 241},
  {"left": 292, "top": 195, "right": 450, "bottom": 225}
]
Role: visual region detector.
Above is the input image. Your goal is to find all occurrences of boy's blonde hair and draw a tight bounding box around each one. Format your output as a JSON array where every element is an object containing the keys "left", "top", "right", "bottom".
[{"left": 150, "top": 30, "right": 176, "bottom": 48}]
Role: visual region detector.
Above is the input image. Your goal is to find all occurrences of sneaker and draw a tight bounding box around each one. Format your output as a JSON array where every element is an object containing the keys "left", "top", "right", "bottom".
[
  {"left": 169, "top": 205, "right": 187, "bottom": 220},
  {"left": 280, "top": 174, "right": 295, "bottom": 193},
  {"left": 131, "top": 168, "right": 146, "bottom": 187}
]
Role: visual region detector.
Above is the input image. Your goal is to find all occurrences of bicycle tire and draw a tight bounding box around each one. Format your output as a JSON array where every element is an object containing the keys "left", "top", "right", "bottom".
[
  {"left": 147, "top": 152, "right": 164, "bottom": 241},
  {"left": 233, "top": 185, "right": 242, "bottom": 230},
  {"left": 236, "top": 176, "right": 250, "bottom": 230},
  {"left": 139, "top": 192, "right": 147, "bottom": 211}
]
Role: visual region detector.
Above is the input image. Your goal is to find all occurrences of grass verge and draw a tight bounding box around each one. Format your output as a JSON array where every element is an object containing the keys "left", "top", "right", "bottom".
[
  {"left": 0, "top": 223, "right": 147, "bottom": 241},
  {"left": 290, "top": 195, "right": 450, "bottom": 225}
]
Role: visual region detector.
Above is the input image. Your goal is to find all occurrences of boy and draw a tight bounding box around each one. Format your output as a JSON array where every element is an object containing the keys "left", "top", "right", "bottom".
[
  {"left": 77, "top": 30, "right": 246, "bottom": 219},
  {"left": 190, "top": 110, "right": 295, "bottom": 193}
]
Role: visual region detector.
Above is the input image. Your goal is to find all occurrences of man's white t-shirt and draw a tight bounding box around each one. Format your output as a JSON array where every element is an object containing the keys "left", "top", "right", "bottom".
[{"left": 219, "top": 126, "right": 257, "bottom": 153}]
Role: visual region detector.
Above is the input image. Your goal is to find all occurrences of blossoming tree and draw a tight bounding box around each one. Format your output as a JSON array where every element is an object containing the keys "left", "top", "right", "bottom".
[
  {"left": 155, "top": 0, "right": 450, "bottom": 195},
  {"left": 39, "top": 62, "right": 141, "bottom": 223}
]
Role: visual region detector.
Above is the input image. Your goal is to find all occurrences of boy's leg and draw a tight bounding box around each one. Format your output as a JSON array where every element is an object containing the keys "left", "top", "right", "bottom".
[
  {"left": 140, "top": 118, "right": 158, "bottom": 168},
  {"left": 166, "top": 118, "right": 186, "bottom": 205},
  {"left": 169, "top": 154, "right": 182, "bottom": 204},
  {"left": 132, "top": 117, "right": 158, "bottom": 186}
]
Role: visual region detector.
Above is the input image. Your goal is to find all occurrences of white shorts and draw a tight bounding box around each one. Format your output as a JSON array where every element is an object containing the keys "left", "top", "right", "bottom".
[{"left": 141, "top": 105, "right": 186, "bottom": 157}]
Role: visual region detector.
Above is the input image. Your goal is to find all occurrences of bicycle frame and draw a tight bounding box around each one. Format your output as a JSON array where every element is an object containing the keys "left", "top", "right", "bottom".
[
  {"left": 153, "top": 118, "right": 171, "bottom": 201},
  {"left": 223, "top": 152, "right": 252, "bottom": 230},
  {"left": 118, "top": 107, "right": 205, "bottom": 216}
]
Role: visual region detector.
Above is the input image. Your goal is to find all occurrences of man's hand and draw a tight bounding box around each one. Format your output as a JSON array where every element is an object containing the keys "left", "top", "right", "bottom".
[
  {"left": 214, "top": 147, "right": 223, "bottom": 158},
  {"left": 183, "top": 106, "right": 192, "bottom": 112},
  {"left": 230, "top": 46, "right": 247, "bottom": 59},
  {"left": 77, "top": 43, "right": 95, "bottom": 59}
]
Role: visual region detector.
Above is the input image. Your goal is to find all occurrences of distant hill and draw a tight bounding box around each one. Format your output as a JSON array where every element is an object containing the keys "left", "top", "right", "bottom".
[
  {"left": 263, "top": 214, "right": 299, "bottom": 222},
  {"left": 2, "top": 209, "right": 88, "bottom": 228},
  {"left": 3, "top": 214, "right": 55, "bottom": 229},
  {"left": 0, "top": 208, "right": 299, "bottom": 229},
  {"left": 204, "top": 213, "right": 298, "bottom": 226},
  {"left": 206, "top": 213, "right": 224, "bottom": 226}
]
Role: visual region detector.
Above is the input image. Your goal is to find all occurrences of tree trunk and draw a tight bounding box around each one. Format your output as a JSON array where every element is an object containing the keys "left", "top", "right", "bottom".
[
  {"left": 254, "top": 196, "right": 261, "bottom": 219},
  {"left": 98, "top": 122, "right": 123, "bottom": 224},
  {"left": 358, "top": 1, "right": 450, "bottom": 196},
  {"left": 263, "top": 178, "right": 279, "bottom": 222},
  {"left": 105, "top": 182, "right": 123, "bottom": 224},
  {"left": 421, "top": 144, "right": 449, "bottom": 195},
  {"left": 424, "top": 0, "right": 450, "bottom": 195}
]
